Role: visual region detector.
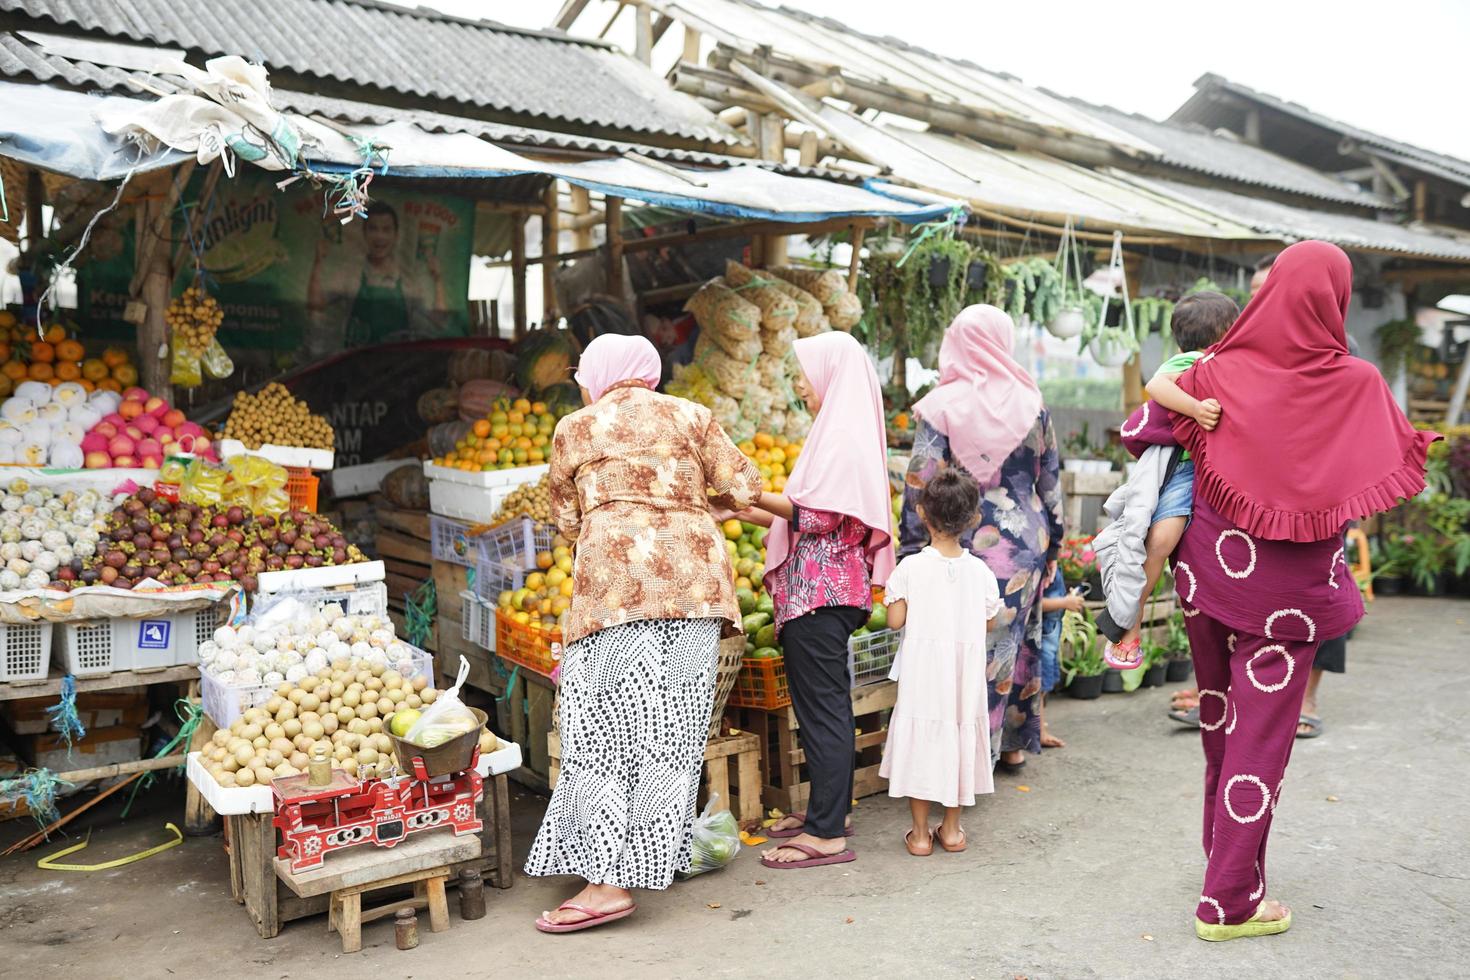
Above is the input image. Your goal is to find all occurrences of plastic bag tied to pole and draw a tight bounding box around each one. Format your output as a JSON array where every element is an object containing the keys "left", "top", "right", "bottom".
[{"left": 403, "top": 655, "right": 481, "bottom": 748}]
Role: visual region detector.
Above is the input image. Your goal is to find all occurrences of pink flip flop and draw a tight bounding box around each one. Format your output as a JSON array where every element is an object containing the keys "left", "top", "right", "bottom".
[
  {"left": 1104, "top": 639, "right": 1143, "bottom": 670},
  {"left": 760, "top": 843, "right": 857, "bottom": 869},
  {"left": 765, "top": 811, "right": 855, "bottom": 839},
  {"left": 535, "top": 902, "right": 637, "bottom": 934}
]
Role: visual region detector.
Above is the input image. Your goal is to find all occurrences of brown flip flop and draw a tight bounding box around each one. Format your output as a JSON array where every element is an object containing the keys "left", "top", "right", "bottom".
[
  {"left": 904, "top": 827, "right": 934, "bottom": 856},
  {"left": 760, "top": 843, "right": 857, "bottom": 869},
  {"left": 936, "top": 827, "right": 967, "bottom": 853}
]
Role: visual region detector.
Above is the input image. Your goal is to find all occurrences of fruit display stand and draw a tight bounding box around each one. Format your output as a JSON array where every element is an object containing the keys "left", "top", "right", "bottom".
[
  {"left": 726, "top": 680, "right": 898, "bottom": 813},
  {"left": 189, "top": 741, "right": 522, "bottom": 940}
]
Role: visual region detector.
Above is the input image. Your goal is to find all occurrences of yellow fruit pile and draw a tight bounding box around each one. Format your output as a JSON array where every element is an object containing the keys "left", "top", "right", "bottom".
[
  {"left": 494, "top": 473, "right": 552, "bottom": 524},
  {"left": 435, "top": 397, "right": 570, "bottom": 472},
  {"left": 737, "top": 431, "right": 802, "bottom": 493},
  {"left": 0, "top": 315, "right": 136, "bottom": 397},
  {"left": 223, "top": 382, "right": 335, "bottom": 450},
  {"left": 166, "top": 285, "right": 224, "bottom": 356},
  {"left": 496, "top": 536, "right": 576, "bottom": 631}
]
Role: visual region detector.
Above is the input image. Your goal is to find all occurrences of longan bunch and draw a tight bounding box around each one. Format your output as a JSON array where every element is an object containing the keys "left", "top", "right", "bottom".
[
  {"left": 223, "top": 382, "right": 335, "bottom": 451},
  {"left": 493, "top": 474, "right": 552, "bottom": 523},
  {"left": 166, "top": 285, "right": 224, "bottom": 356}
]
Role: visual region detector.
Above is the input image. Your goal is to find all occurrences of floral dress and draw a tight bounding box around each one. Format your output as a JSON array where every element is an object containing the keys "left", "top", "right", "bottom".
[{"left": 900, "top": 412, "right": 1064, "bottom": 759}]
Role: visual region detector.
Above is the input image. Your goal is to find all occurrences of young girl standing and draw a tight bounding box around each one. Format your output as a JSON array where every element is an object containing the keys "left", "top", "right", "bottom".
[
  {"left": 729, "top": 332, "right": 895, "bottom": 870},
  {"left": 880, "top": 469, "right": 1001, "bottom": 856}
]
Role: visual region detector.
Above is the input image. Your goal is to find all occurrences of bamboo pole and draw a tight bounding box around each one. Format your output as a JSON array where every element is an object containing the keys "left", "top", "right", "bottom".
[
  {"left": 633, "top": 4, "right": 653, "bottom": 65},
  {"left": 568, "top": 185, "right": 595, "bottom": 250},
  {"left": 541, "top": 181, "right": 560, "bottom": 326},
  {"left": 604, "top": 196, "right": 625, "bottom": 303},
  {"left": 847, "top": 226, "right": 865, "bottom": 293},
  {"left": 510, "top": 211, "right": 527, "bottom": 339}
]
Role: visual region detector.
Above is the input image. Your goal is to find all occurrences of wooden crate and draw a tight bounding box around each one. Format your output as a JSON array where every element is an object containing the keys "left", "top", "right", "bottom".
[
  {"left": 727, "top": 681, "right": 897, "bottom": 814},
  {"left": 223, "top": 772, "right": 514, "bottom": 939},
  {"left": 501, "top": 666, "right": 555, "bottom": 793},
  {"left": 548, "top": 729, "right": 763, "bottom": 825},
  {"left": 373, "top": 506, "right": 433, "bottom": 628},
  {"left": 1060, "top": 469, "right": 1124, "bottom": 536}
]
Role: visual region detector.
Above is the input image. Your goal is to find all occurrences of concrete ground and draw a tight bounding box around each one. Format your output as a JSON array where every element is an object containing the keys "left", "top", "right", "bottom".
[{"left": 3, "top": 597, "right": 1467, "bottom": 979}]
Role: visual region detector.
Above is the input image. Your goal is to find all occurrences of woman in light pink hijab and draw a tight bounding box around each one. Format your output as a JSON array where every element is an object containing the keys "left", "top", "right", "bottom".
[
  {"left": 727, "top": 331, "right": 895, "bottom": 870},
  {"left": 900, "top": 305, "right": 1065, "bottom": 768},
  {"left": 573, "top": 333, "right": 663, "bottom": 403}
]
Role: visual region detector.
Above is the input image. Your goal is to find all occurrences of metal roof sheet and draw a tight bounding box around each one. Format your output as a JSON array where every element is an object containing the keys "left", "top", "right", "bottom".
[
  {"left": 1121, "top": 173, "right": 1470, "bottom": 262},
  {"left": 1058, "top": 97, "right": 1390, "bottom": 209},
  {"left": 645, "top": 0, "right": 1155, "bottom": 155},
  {"left": 0, "top": 0, "right": 743, "bottom": 146},
  {"left": 1172, "top": 73, "right": 1470, "bottom": 190}
]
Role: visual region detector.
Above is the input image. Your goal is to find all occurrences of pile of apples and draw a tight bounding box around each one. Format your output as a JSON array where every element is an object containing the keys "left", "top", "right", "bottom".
[{"left": 79, "top": 387, "right": 217, "bottom": 470}]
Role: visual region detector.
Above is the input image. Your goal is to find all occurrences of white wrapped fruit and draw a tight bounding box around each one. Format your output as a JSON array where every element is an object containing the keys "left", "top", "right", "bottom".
[
  {"left": 303, "top": 647, "right": 328, "bottom": 674},
  {"left": 315, "top": 630, "right": 337, "bottom": 650},
  {"left": 236, "top": 625, "right": 256, "bottom": 646},
  {"left": 0, "top": 569, "right": 19, "bottom": 591},
  {"left": 322, "top": 603, "right": 345, "bottom": 624},
  {"left": 89, "top": 389, "right": 122, "bottom": 413},
  {"left": 33, "top": 552, "right": 58, "bottom": 574},
  {"left": 52, "top": 382, "right": 87, "bottom": 408},
  {"left": 285, "top": 664, "right": 309, "bottom": 684},
  {"left": 198, "top": 641, "right": 219, "bottom": 664},
  {"left": 213, "top": 649, "right": 240, "bottom": 672},
  {"left": 21, "top": 540, "right": 42, "bottom": 562},
  {"left": 253, "top": 631, "right": 276, "bottom": 653},
  {"left": 14, "top": 381, "right": 52, "bottom": 405},
  {"left": 263, "top": 670, "right": 285, "bottom": 688},
  {"left": 68, "top": 403, "right": 102, "bottom": 430},
  {"left": 235, "top": 667, "right": 262, "bottom": 686},
  {"left": 23, "top": 568, "right": 48, "bottom": 589},
  {"left": 73, "top": 538, "right": 95, "bottom": 558},
  {"left": 214, "top": 626, "right": 239, "bottom": 648},
  {"left": 7, "top": 557, "right": 30, "bottom": 576},
  {"left": 213, "top": 669, "right": 236, "bottom": 685}
]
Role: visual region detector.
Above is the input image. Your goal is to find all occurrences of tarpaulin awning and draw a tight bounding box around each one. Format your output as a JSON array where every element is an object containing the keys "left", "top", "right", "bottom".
[{"left": 0, "top": 80, "right": 954, "bottom": 224}]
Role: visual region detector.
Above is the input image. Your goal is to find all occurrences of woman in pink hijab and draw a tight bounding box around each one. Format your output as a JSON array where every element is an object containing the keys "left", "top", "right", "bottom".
[
  {"left": 726, "top": 331, "right": 896, "bottom": 870},
  {"left": 899, "top": 305, "right": 1064, "bottom": 771}
]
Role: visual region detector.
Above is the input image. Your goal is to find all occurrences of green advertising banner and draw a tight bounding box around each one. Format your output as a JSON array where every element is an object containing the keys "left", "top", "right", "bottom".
[{"left": 79, "top": 170, "right": 472, "bottom": 357}]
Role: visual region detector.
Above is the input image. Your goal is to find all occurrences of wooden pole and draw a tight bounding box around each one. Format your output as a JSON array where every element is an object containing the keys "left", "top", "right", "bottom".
[
  {"left": 633, "top": 4, "right": 653, "bottom": 65},
  {"left": 22, "top": 168, "right": 44, "bottom": 263},
  {"left": 604, "top": 196, "right": 625, "bottom": 303},
  {"left": 847, "top": 226, "right": 865, "bottom": 293},
  {"left": 510, "top": 211, "right": 527, "bottom": 340},
  {"left": 569, "top": 185, "right": 594, "bottom": 250},
  {"left": 798, "top": 130, "right": 819, "bottom": 167},
  {"left": 1413, "top": 179, "right": 1428, "bottom": 223},
  {"left": 1121, "top": 252, "right": 1146, "bottom": 412},
  {"left": 757, "top": 113, "right": 788, "bottom": 266},
  {"left": 541, "top": 181, "right": 560, "bottom": 327},
  {"left": 682, "top": 24, "right": 701, "bottom": 65}
]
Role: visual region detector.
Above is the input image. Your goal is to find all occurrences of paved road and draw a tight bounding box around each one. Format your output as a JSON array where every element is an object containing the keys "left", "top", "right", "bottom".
[{"left": 4, "top": 596, "right": 1466, "bottom": 978}]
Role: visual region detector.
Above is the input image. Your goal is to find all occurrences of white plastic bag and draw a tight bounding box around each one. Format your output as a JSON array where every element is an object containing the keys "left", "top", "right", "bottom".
[
  {"left": 677, "top": 795, "right": 741, "bottom": 879},
  {"left": 404, "top": 655, "right": 481, "bottom": 748}
]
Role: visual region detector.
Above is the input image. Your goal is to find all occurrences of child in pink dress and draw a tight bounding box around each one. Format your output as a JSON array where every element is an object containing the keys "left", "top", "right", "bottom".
[{"left": 880, "top": 469, "right": 1001, "bottom": 856}]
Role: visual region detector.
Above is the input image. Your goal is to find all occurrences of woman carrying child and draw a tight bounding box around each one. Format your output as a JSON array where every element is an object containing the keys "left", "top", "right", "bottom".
[
  {"left": 880, "top": 469, "right": 1002, "bottom": 855},
  {"left": 899, "top": 305, "right": 1064, "bottom": 772},
  {"left": 726, "top": 332, "right": 895, "bottom": 870}
]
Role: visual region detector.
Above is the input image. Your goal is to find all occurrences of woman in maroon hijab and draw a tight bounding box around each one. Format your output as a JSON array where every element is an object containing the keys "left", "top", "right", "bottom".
[{"left": 1122, "top": 241, "right": 1438, "bottom": 941}]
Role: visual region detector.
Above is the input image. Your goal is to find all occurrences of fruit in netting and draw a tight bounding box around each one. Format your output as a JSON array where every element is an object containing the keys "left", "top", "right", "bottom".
[{"left": 166, "top": 285, "right": 225, "bottom": 356}]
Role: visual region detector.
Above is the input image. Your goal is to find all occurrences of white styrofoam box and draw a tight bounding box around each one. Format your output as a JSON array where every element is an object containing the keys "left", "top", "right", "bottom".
[
  {"left": 185, "top": 740, "right": 524, "bottom": 815},
  {"left": 200, "top": 642, "right": 433, "bottom": 728},
  {"left": 0, "top": 622, "right": 53, "bottom": 682},
  {"left": 423, "top": 461, "right": 549, "bottom": 489},
  {"left": 431, "top": 514, "right": 476, "bottom": 566},
  {"left": 249, "top": 580, "right": 389, "bottom": 620},
  {"left": 55, "top": 606, "right": 224, "bottom": 676},
  {"left": 459, "top": 590, "right": 495, "bottom": 652},
  {"left": 256, "top": 560, "right": 386, "bottom": 595},
  {"left": 428, "top": 480, "right": 509, "bottom": 523},
  {"left": 218, "top": 439, "right": 334, "bottom": 471},
  {"left": 330, "top": 459, "right": 409, "bottom": 499}
]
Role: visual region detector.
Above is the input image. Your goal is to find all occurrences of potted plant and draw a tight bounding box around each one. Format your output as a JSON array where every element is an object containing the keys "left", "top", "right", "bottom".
[
  {"left": 1164, "top": 608, "right": 1193, "bottom": 682},
  {"left": 1102, "top": 665, "right": 1126, "bottom": 693},
  {"left": 1371, "top": 537, "right": 1406, "bottom": 596},
  {"left": 1060, "top": 607, "right": 1105, "bottom": 699},
  {"left": 1142, "top": 640, "right": 1169, "bottom": 688},
  {"left": 1057, "top": 535, "right": 1100, "bottom": 595},
  {"left": 1373, "top": 317, "right": 1422, "bottom": 388}
]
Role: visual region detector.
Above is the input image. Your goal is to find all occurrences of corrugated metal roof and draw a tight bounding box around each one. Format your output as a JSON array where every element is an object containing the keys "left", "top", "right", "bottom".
[
  {"left": 0, "top": 0, "right": 743, "bottom": 146},
  {"left": 1122, "top": 173, "right": 1470, "bottom": 262},
  {"left": 645, "top": 0, "right": 1155, "bottom": 155},
  {"left": 1172, "top": 73, "right": 1470, "bottom": 190},
  {"left": 1058, "top": 96, "right": 1391, "bottom": 209}
]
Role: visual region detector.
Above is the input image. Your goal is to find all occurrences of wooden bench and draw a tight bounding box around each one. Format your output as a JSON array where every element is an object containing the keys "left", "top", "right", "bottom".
[{"left": 276, "top": 829, "right": 476, "bottom": 953}]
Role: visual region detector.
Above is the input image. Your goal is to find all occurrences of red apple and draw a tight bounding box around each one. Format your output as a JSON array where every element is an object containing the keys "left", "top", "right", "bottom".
[
  {"left": 144, "top": 397, "right": 168, "bottom": 418},
  {"left": 137, "top": 438, "right": 162, "bottom": 459},
  {"left": 93, "top": 421, "right": 119, "bottom": 440},
  {"left": 123, "top": 387, "right": 149, "bottom": 402},
  {"left": 112, "top": 455, "right": 137, "bottom": 468},
  {"left": 103, "top": 413, "right": 126, "bottom": 427},
  {"left": 141, "top": 456, "right": 162, "bottom": 470},
  {"left": 84, "top": 451, "right": 111, "bottom": 469},
  {"left": 162, "top": 409, "right": 186, "bottom": 429},
  {"left": 118, "top": 400, "right": 143, "bottom": 420},
  {"left": 107, "top": 434, "right": 136, "bottom": 458},
  {"left": 135, "top": 415, "right": 159, "bottom": 435},
  {"left": 125, "top": 425, "right": 143, "bottom": 440},
  {"left": 157, "top": 431, "right": 176, "bottom": 445}
]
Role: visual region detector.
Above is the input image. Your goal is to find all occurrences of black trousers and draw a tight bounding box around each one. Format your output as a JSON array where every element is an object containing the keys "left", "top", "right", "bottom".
[{"left": 781, "top": 605, "right": 866, "bottom": 839}]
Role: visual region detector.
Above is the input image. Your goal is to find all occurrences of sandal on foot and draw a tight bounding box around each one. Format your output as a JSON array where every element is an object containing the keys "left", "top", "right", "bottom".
[
  {"left": 1104, "top": 638, "right": 1143, "bottom": 669},
  {"left": 995, "top": 756, "right": 1027, "bottom": 774},
  {"left": 765, "top": 811, "right": 854, "bottom": 839},
  {"left": 904, "top": 828, "right": 933, "bottom": 857},
  {"left": 935, "top": 827, "right": 967, "bottom": 853},
  {"left": 1168, "top": 706, "right": 1200, "bottom": 727},
  {"left": 1296, "top": 715, "right": 1323, "bottom": 739},
  {"left": 535, "top": 902, "right": 636, "bottom": 934},
  {"left": 760, "top": 843, "right": 857, "bottom": 869},
  {"left": 1195, "top": 903, "right": 1292, "bottom": 942}
]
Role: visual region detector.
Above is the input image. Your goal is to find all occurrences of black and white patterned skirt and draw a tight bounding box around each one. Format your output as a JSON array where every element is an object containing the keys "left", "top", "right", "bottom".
[{"left": 524, "top": 617, "right": 719, "bottom": 890}]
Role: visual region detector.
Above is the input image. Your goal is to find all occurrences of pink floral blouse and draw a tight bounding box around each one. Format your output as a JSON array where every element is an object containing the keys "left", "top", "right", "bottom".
[{"left": 768, "top": 505, "right": 874, "bottom": 637}]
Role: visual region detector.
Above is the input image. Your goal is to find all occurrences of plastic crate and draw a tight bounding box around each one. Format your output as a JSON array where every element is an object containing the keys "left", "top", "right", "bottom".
[
  {"left": 285, "top": 467, "right": 319, "bottom": 512},
  {"left": 493, "top": 608, "right": 561, "bottom": 677},
  {"left": 727, "top": 655, "right": 792, "bottom": 710},
  {"left": 848, "top": 628, "right": 902, "bottom": 686},
  {"left": 476, "top": 517, "right": 554, "bottom": 570},
  {"left": 430, "top": 514, "right": 477, "bottom": 566},
  {"left": 201, "top": 642, "right": 434, "bottom": 728},
  {"left": 250, "top": 581, "right": 389, "bottom": 620},
  {"left": 459, "top": 590, "right": 495, "bottom": 651},
  {"left": 0, "top": 622, "right": 54, "bottom": 681},
  {"left": 55, "top": 606, "right": 226, "bottom": 676}
]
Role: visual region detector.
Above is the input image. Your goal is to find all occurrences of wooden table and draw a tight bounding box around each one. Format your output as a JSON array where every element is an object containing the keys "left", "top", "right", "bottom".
[
  {"left": 225, "top": 771, "right": 515, "bottom": 939},
  {"left": 276, "top": 829, "right": 477, "bottom": 953}
]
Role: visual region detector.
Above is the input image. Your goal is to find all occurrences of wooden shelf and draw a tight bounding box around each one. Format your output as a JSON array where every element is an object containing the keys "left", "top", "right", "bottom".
[{"left": 0, "top": 664, "right": 199, "bottom": 702}]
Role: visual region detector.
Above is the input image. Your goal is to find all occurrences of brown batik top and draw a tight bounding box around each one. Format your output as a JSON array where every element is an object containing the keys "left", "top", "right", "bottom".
[{"left": 550, "top": 383, "right": 763, "bottom": 644}]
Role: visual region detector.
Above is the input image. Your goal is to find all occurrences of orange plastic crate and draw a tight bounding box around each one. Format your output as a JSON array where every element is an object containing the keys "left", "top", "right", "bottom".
[
  {"left": 285, "top": 467, "right": 319, "bottom": 512},
  {"left": 727, "top": 654, "right": 792, "bottom": 710},
  {"left": 494, "top": 608, "right": 562, "bottom": 677}
]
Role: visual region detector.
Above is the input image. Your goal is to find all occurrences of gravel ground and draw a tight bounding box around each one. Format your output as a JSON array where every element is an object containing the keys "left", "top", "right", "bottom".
[{"left": 3, "top": 596, "right": 1466, "bottom": 979}]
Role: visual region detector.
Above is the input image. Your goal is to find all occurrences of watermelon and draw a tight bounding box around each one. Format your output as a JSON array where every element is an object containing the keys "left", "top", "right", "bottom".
[
  {"left": 515, "top": 329, "right": 574, "bottom": 394},
  {"left": 539, "top": 381, "right": 584, "bottom": 412},
  {"left": 458, "top": 378, "right": 519, "bottom": 422}
]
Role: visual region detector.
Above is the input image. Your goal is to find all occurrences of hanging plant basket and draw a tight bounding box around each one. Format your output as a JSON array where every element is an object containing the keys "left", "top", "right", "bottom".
[
  {"left": 1048, "top": 307, "right": 1087, "bottom": 339},
  {"left": 1089, "top": 331, "right": 1136, "bottom": 367}
]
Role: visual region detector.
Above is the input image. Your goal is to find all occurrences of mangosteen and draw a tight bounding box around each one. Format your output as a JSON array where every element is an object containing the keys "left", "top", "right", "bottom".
[
  {"left": 79, "top": 569, "right": 100, "bottom": 585},
  {"left": 164, "top": 561, "right": 183, "bottom": 577},
  {"left": 257, "top": 514, "right": 276, "bottom": 530},
  {"left": 284, "top": 554, "right": 305, "bottom": 570},
  {"left": 266, "top": 555, "right": 284, "bottom": 571},
  {"left": 103, "top": 550, "right": 127, "bottom": 569},
  {"left": 304, "top": 554, "right": 324, "bottom": 568},
  {"left": 142, "top": 564, "right": 164, "bottom": 580},
  {"left": 207, "top": 532, "right": 227, "bottom": 550},
  {"left": 226, "top": 506, "right": 245, "bottom": 525},
  {"left": 137, "top": 487, "right": 156, "bottom": 505},
  {"left": 113, "top": 577, "right": 133, "bottom": 591},
  {"left": 171, "top": 508, "right": 191, "bottom": 525},
  {"left": 272, "top": 541, "right": 290, "bottom": 557},
  {"left": 99, "top": 565, "right": 119, "bottom": 584},
  {"left": 226, "top": 529, "right": 245, "bottom": 544},
  {"left": 166, "top": 532, "right": 184, "bottom": 550},
  {"left": 129, "top": 516, "right": 150, "bottom": 534},
  {"left": 123, "top": 498, "right": 146, "bottom": 517},
  {"left": 331, "top": 547, "right": 347, "bottom": 564},
  {"left": 151, "top": 525, "right": 170, "bottom": 542},
  {"left": 186, "top": 529, "right": 204, "bottom": 546},
  {"left": 110, "top": 526, "right": 131, "bottom": 543},
  {"left": 56, "top": 566, "right": 77, "bottom": 582},
  {"left": 312, "top": 533, "right": 331, "bottom": 550},
  {"left": 132, "top": 533, "right": 152, "bottom": 550},
  {"left": 239, "top": 574, "right": 258, "bottom": 592},
  {"left": 293, "top": 537, "right": 312, "bottom": 555},
  {"left": 171, "top": 547, "right": 190, "bottom": 563},
  {"left": 182, "top": 559, "right": 202, "bottom": 577},
  {"left": 121, "top": 564, "right": 142, "bottom": 580},
  {"left": 280, "top": 529, "right": 298, "bottom": 546},
  {"left": 190, "top": 542, "right": 210, "bottom": 561},
  {"left": 150, "top": 498, "right": 172, "bottom": 516}
]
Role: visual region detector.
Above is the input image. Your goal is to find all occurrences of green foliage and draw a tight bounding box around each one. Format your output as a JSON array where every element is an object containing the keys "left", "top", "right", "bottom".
[
  {"left": 1374, "top": 318, "right": 1422, "bottom": 387},
  {"left": 1059, "top": 607, "right": 1105, "bottom": 681},
  {"left": 1038, "top": 378, "right": 1124, "bottom": 411}
]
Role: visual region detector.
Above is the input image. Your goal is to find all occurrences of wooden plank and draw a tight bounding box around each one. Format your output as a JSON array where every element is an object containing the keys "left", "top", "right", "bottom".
[
  {"left": 376, "top": 506, "right": 432, "bottom": 542},
  {"left": 0, "top": 664, "right": 198, "bottom": 701},
  {"left": 735, "top": 740, "right": 762, "bottom": 823},
  {"left": 184, "top": 711, "right": 219, "bottom": 836},
  {"left": 487, "top": 773, "right": 513, "bottom": 889},
  {"left": 239, "top": 811, "right": 281, "bottom": 938},
  {"left": 541, "top": 181, "right": 560, "bottom": 324},
  {"left": 375, "top": 528, "right": 432, "bottom": 565},
  {"left": 511, "top": 211, "right": 527, "bottom": 339},
  {"left": 524, "top": 675, "right": 553, "bottom": 780},
  {"left": 338, "top": 892, "right": 362, "bottom": 953},
  {"left": 276, "top": 829, "right": 479, "bottom": 899}
]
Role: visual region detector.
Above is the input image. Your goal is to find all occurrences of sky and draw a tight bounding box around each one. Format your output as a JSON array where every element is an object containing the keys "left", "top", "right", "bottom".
[{"left": 412, "top": 0, "right": 1470, "bottom": 161}]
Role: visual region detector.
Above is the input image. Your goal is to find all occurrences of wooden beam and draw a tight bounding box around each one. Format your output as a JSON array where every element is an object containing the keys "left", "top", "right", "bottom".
[
  {"left": 132, "top": 163, "right": 194, "bottom": 401},
  {"left": 171, "top": 159, "right": 223, "bottom": 272},
  {"left": 605, "top": 196, "right": 624, "bottom": 302},
  {"left": 633, "top": 4, "right": 653, "bottom": 64},
  {"left": 1414, "top": 178, "right": 1428, "bottom": 223},
  {"left": 509, "top": 211, "right": 527, "bottom": 339},
  {"left": 541, "top": 181, "right": 560, "bottom": 326},
  {"left": 651, "top": 13, "right": 674, "bottom": 46},
  {"left": 798, "top": 130, "right": 819, "bottom": 167},
  {"left": 621, "top": 213, "right": 881, "bottom": 255},
  {"left": 22, "top": 167, "right": 43, "bottom": 263},
  {"left": 552, "top": 0, "right": 591, "bottom": 29},
  {"left": 847, "top": 226, "right": 865, "bottom": 292},
  {"left": 569, "top": 184, "right": 594, "bottom": 250},
  {"left": 681, "top": 24, "right": 701, "bottom": 65}
]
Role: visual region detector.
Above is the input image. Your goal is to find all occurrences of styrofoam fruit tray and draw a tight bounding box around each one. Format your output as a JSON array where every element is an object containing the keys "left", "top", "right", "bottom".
[
  {"left": 218, "top": 440, "right": 334, "bottom": 472},
  {"left": 185, "top": 740, "right": 524, "bottom": 816},
  {"left": 423, "top": 461, "right": 548, "bottom": 489},
  {"left": 256, "top": 560, "right": 386, "bottom": 594}
]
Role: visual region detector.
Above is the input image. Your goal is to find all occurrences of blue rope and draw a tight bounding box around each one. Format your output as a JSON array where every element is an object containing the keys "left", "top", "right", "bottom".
[
  {"left": 0, "top": 768, "right": 73, "bottom": 830},
  {"left": 44, "top": 675, "right": 86, "bottom": 757}
]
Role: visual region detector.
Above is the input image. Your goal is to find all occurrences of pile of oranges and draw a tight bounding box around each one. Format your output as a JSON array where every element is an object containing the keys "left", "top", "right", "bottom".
[
  {"left": 0, "top": 315, "right": 138, "bottom": 398},
  {"left": 432, "top": 397, "right": 570, "bottom": 472},
  {"left": 737, "top": 431, "right": 802, "bottom": 493},
  {"left": 497, "top": 539, "right": 576, "bottom": 631}
]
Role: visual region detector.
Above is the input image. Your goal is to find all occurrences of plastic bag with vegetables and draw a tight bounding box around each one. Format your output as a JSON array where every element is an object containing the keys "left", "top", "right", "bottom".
[
  {"left": 676, "top": 794, "right": 741, "bottom": 879},
  {"left": 404, "top": 656, "right": 482, "bottom": 748}
]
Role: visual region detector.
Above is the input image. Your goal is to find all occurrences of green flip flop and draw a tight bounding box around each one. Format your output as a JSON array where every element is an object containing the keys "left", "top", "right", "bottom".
[{"left": 1196, "top": 904, "right": 1293, "bottom": 942}]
